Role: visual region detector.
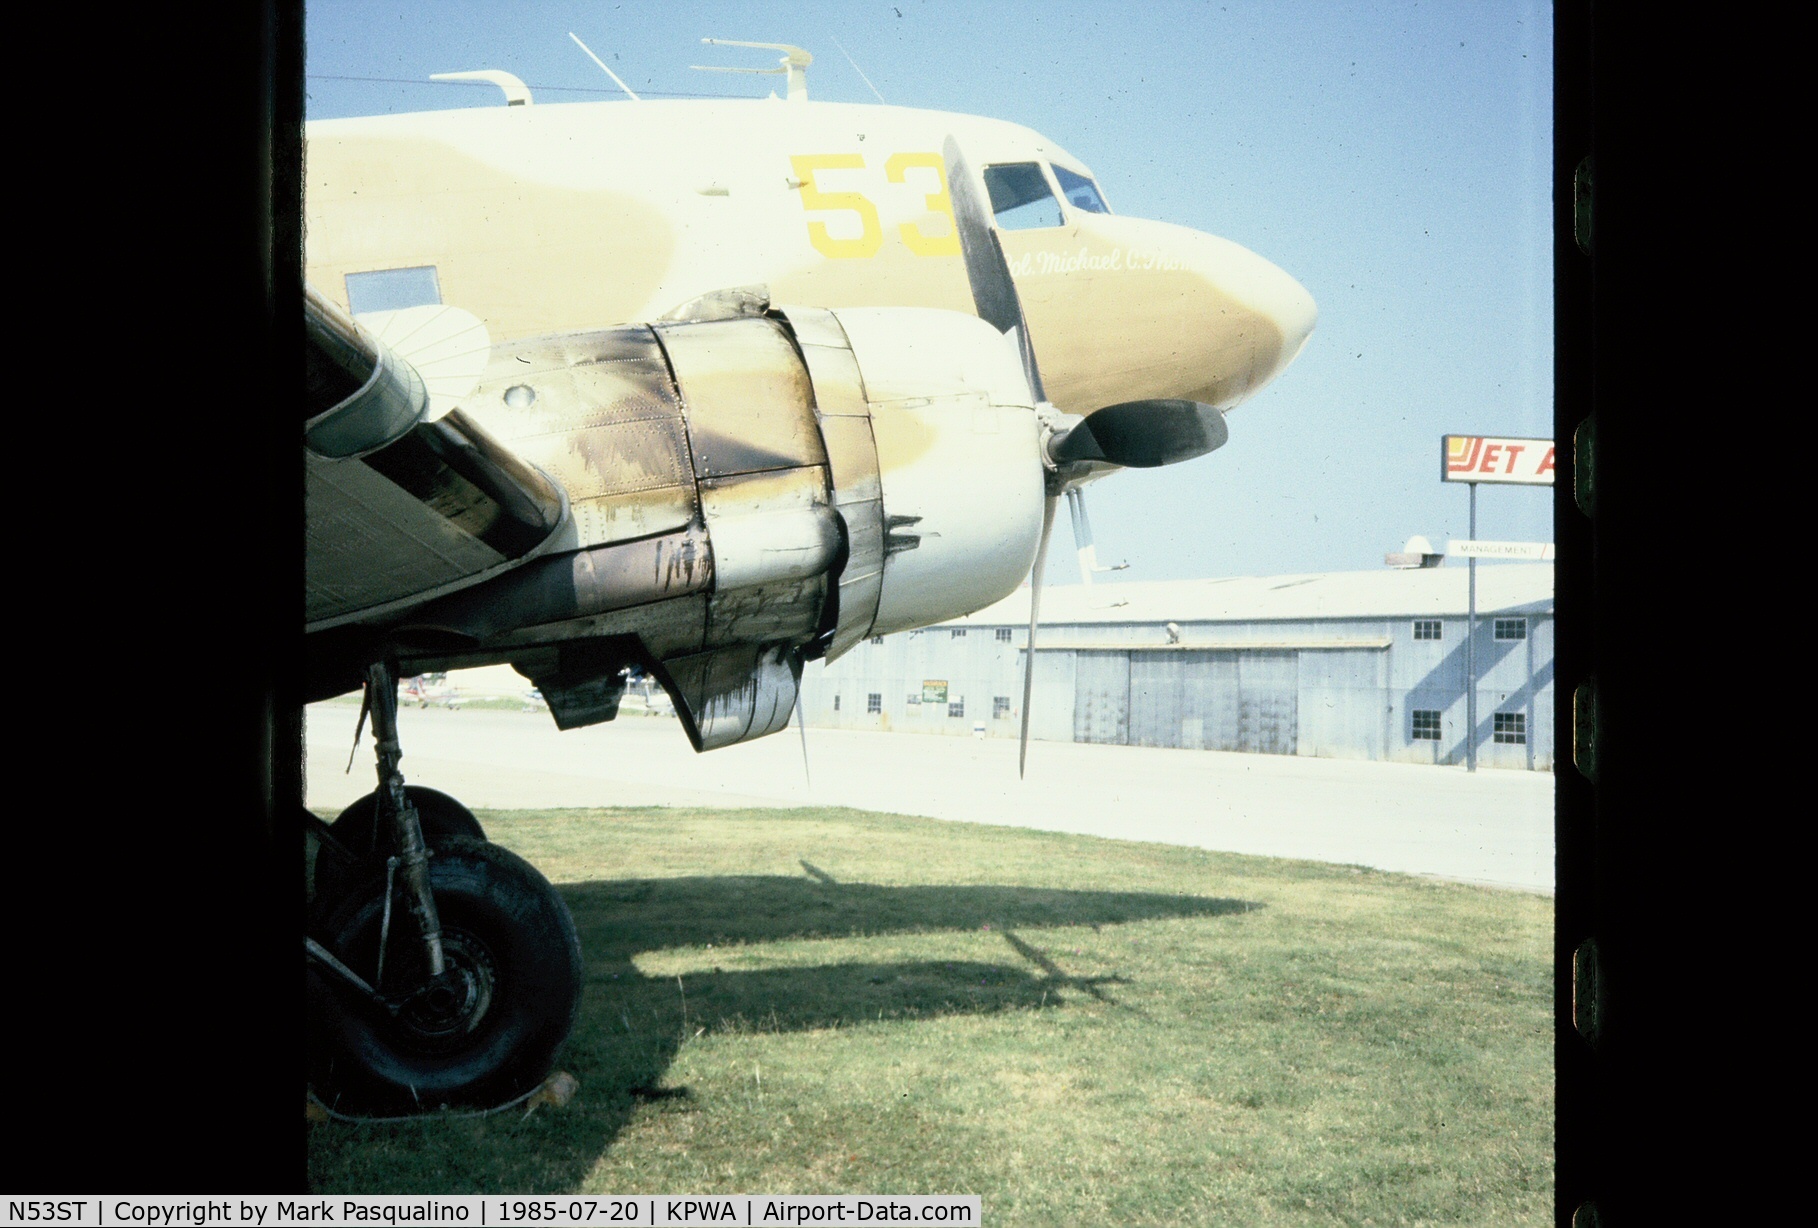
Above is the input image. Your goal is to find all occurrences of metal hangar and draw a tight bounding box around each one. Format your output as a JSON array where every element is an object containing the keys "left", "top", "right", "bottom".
[{"left": 801, "top": 563, "right": 1554, "bottom": 770}]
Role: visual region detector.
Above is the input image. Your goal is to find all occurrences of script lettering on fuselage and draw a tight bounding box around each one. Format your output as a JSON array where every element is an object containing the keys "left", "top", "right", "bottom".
[
  {"left": 790, "top": 152, "right": 961, "bottom": 259},
  {"left": 1008, "top": 247, "right": 1189, "bottom": 275}
]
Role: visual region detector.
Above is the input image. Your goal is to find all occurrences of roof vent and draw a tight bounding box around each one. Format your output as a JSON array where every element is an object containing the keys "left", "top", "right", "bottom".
[{"left": 1385, "top": 535, "right": 1445, "bottom": 569}]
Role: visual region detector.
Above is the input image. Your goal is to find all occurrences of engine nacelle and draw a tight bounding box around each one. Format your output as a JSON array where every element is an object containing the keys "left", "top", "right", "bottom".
[
  {"left": 403, "top": 300, "right": 1043, "bottom": 747},
  {"left": 786, "top": 306, "right": 1044, "bottom": 647}
]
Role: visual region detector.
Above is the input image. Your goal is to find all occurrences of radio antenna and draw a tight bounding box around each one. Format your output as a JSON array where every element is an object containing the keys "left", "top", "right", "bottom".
[
  {"left": 830, "top": 36, "right": 885, "bottom": 103},
  {"left": 568, "top": 32, "right": 642, "bottom": 102}
]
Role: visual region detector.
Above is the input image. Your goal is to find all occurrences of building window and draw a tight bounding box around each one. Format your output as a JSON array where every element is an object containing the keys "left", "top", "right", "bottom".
[
  {"left": 951, "top": 628, "right": 967, "bottom": 638},
  {"left": 906, "top": 693, "right": 920, "bottom": 706},
  {"left": 1494, "top": 712, "right": 1527, "bottom": 744},
  {"left": 1413, "top": 619, "right": 1442, "bottom": 641},
  {"left": 833, "top": 695, "right": 841, "bottom": 711},
  {"left": 948, "top": 700, "right": 965, "bottom": 719},
  {"left": 866, "top": 693, "right": 882, "bottom": 714},
  {"left": 1494, "top": 618, "right": 1527, "bottom": 641},
  {"left": 996, "top": 628, "right": 1013, "bottom": 642},
  {"left": 1411, "top": 709, "right": 1442, "bottom": 741},
  {"left": 993, "top": 696, "right": 1012, "bottom": 719},
  {"left": 870, "top": 636, "right": 884, "bottom": 645}
]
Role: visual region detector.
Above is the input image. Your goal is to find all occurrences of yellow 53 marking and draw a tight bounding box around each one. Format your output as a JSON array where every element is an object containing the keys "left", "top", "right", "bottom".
[
  {"left": 792, "top": 154, "right": 882, "bottom": 259},
  {"left": 885, "top": 152, "right": 962, "bottom": 257},
  {"left": 793, "top": 152, "right": 960, "bottom": 259}
]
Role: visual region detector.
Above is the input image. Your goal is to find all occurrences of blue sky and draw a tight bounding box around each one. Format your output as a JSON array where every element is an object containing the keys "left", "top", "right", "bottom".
[{"left": 306, "top": 0, "right": 1554, "bottom": 583}]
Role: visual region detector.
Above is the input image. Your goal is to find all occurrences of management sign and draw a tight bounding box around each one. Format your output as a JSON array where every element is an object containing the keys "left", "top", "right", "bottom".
[
  {"left": 1447, "top": 540, "right": 1555, "bottom": 560},
  {"left": 1443, "top": 435, "right": 1555, "bottom": 485}
]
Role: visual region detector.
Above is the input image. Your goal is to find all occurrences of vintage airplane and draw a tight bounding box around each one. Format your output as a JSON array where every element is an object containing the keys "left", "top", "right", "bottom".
[{"left": 304, "top": 47, "right": 1315, "bottom": 1114}]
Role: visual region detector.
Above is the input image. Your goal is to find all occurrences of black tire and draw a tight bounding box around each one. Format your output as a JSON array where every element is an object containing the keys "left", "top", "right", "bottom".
[
  {"left": 329, "top": 786, "right": 486, "bottom": 859},
  {"left": 307, "top": 838, "right": 583, "bottom": 1114}
]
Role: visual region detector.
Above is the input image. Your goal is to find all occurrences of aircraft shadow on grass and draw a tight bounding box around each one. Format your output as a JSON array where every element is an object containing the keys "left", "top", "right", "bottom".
[{"left": 307, "top": 871, "right": 1259, "bottom": 1193}]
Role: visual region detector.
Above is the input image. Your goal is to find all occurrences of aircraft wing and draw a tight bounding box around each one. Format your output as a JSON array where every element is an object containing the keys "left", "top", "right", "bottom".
[{"left": 304, "top": 286, "right": 573, "bottom": 696}]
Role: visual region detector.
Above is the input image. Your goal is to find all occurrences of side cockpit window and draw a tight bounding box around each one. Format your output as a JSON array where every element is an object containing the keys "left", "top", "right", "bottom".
[
  {"left": 1052, "top": 165, "right": 1111, "bottom": 214},
  {"left": 982, "top": 163, "right": 1064, "bottom": 230}
]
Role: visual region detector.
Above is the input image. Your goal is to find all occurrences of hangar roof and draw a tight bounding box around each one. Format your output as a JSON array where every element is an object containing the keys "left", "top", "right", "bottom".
[{"left": 951, "top": 563, "right": 1554, "bottom": 627}]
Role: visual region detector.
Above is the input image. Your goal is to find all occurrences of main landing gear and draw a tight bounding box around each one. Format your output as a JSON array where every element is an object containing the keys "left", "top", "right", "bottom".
[{"left": 306, "top": 661, "right": 582, "bottom": 1114}]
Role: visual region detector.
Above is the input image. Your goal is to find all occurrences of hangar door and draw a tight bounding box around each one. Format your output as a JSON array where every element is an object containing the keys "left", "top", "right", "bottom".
[
  {"left": 1076, "top": 649, "right": 1299, "bottom": 755},
  {"left": 1073, "top": 651, "right": 1129, "bottom": 744}
]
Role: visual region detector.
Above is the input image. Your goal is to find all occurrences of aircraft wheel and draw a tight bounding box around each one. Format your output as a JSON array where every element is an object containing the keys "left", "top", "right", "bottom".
[
  {"left": 308, "top": 838, "right": 583, "bottom": 1114},
  {"left": 329, "top": 786, "right": 485, "bottom": 859}
]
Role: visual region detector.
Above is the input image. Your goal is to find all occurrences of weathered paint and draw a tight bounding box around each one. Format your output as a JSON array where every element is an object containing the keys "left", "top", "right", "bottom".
[
  {"left": 308, "top": 94, "right": 1321, "bottom": 751},
  {"left": 307, "top": 98, "right": 1314, "bottom": 421}
]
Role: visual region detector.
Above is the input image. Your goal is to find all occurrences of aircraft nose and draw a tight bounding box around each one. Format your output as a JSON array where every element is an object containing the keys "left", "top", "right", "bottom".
[
  {"left": 1246, "top": 255, "right": 1318, "bottom": 370},
  {"left": 1005, "top": 212, "right": 1316, "bottom": 415},
  {"left": 1182, "top": 229, "right": 1317, "bottom": 403}
]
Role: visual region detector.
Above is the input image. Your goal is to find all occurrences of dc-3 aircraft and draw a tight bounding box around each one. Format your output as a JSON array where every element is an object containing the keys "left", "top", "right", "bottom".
[{"left": 303, "top": 43, "right": 1316, "bottom": 1114}]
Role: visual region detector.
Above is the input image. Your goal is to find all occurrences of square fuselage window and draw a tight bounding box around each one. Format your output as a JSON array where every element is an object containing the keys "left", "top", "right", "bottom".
[
  {"left": 1411, "top": 709, "right": 1442, "bottom": 740},
  {"left": 1494, "top": 712, "right": 1527, "bottom": 744},
  {"left": 345, "top": 266, "right": 442, "bottom": 314}
]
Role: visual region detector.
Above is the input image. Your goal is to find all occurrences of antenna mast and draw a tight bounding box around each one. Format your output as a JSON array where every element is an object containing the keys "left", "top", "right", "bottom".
[
  {"left": 692, "top": 39, "right": 813, "bottom": 101},
  {"left": 568, "top": 32, "right": 642, "bottom": 102},
  {"left": 429, "top": 70, "right": 533, "bottom": 106}
]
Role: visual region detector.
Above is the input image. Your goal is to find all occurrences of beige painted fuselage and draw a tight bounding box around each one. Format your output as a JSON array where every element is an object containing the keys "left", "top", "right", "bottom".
[{"left": 305, "top": 97, "right": 1315, "bottom": 418}]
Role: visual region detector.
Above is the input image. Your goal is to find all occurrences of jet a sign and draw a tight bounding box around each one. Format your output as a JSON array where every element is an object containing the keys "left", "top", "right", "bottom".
[{"left": 1443, "top": 435, "right": 1555, "bottom": 485}]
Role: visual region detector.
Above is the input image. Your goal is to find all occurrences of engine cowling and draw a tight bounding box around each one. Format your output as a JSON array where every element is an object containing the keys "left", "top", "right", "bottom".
[
  {"left": 389, "top": 300, "right": 1043, "bottom": 749},
  {"left": 784, "top": 306, "right": 1044, "bottom": 648}
]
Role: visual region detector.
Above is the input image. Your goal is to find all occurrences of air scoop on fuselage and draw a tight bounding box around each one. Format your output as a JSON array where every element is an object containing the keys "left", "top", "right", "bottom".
[{"left": 1000, "top": 210, "right": 1316, "bottom": 417}]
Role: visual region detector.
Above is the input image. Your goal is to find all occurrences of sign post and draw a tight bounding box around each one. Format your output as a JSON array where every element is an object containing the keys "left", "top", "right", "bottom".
[{"left": 1442, "top": 435, "right": 1555, "bottom": 772}]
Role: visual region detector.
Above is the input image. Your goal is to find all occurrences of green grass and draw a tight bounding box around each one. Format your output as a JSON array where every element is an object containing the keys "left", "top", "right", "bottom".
[{"left": 308, "top": 807, "right": 1552, "bottom": 1224}]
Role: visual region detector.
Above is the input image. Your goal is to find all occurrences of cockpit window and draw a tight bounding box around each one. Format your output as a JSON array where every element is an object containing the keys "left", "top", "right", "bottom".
[
  {"left": 982, "top": 163, "right": 1064, "bottom": 230},
  {"left": 1052, "top": 165, "right": 1110, "bottom": 214}
]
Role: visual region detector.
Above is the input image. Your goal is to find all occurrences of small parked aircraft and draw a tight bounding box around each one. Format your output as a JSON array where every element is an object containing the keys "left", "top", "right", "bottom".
[
  {"left": 400, "top": 673, "right": 463, "bottom": 708},
  {"left": 304, "top": 45, "right": 1314, "bottom": 1113}
]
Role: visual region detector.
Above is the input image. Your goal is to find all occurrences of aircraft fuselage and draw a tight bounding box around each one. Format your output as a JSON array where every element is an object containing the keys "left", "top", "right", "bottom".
[{"left": 305, "top": 98, "right": 1315, "bottom": 419}]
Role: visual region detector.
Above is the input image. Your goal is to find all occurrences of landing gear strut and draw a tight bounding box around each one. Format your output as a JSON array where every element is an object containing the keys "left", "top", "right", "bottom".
[{"left": 307, "top": 661, "right": 583, "bottom": 1114}]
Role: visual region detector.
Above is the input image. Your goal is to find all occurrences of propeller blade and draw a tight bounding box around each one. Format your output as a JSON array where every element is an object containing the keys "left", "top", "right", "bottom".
[
  {"left": 1019, "top": 493, "right": 1060, "bottom": 779},
  {"left": 942, "top": 136, "right": 1046, "bottom": 403},
  {"left": 794, "top": 689, "right": 811, "bottom": 788},
  {"left": 1048, "top": 399, "right": 1229, "bottom": 468}
]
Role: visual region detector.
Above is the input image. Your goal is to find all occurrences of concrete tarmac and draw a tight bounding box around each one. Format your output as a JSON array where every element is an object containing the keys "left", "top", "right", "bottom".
[{"left": 307, "top": 702, "right": 1554, "bottom": 893}]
